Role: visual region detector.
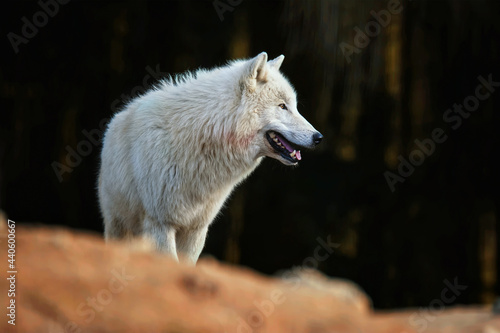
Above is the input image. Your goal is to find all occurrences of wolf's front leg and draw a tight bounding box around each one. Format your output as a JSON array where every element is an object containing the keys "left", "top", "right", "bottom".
[
  {"left": 176, "top": 226, "right": 208, "bottom": 265},
  {"left": 143, "top": 216, "right": 179, "bottom": 261}
]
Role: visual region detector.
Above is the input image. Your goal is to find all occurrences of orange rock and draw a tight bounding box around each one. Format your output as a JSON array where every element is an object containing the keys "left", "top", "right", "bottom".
[{"left": 0, "top": 225, "right": 496, "bottom": 333}]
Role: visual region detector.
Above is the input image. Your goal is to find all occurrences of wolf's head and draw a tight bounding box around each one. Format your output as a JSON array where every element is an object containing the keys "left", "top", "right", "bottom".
[{"left": 239, "top": 52, "right": 323, "bottom": 166}]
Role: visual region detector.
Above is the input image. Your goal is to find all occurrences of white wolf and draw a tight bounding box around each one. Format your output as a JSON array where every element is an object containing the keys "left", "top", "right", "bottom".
[{"left": 98, "top": 52, "right": 322, "bottom": 264}]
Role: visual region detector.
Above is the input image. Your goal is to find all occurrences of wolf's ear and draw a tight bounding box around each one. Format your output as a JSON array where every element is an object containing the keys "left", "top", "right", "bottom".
[
  {"left": 248, "top": 52, "right": 269, "bottom": 83},
  {"left": 268, "top": 55, "right": 284, "bottom": 70}
]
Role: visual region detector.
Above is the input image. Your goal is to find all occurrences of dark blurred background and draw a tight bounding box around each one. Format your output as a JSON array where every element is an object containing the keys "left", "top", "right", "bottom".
[{"left": 1, "top": 0, "right": 499, "bottom": 309}]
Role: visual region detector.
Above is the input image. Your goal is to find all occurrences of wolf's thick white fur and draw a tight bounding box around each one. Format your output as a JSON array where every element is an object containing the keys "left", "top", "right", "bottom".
[{"left": 98, "top": 52, "right": 321, "bottom": 264}]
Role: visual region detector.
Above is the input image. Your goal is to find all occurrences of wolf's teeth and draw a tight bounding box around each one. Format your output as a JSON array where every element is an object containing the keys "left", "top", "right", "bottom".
[
  {"left": 270, "top": 132, "right": 276, "bottom": 138},
  {"left": 273, "top": 137, "right": 279, "bottom": 143},
  {"left": 290, "top": 150, "right": 296, "bottom": 158}
]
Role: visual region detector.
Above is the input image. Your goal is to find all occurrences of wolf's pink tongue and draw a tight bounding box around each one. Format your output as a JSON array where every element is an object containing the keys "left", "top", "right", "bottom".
[
  {"left": 296, "top": 150, "right": 302, "bottom": 160},
  {"left": 277, "top": 134, "right": 294, "bottom": 152}
]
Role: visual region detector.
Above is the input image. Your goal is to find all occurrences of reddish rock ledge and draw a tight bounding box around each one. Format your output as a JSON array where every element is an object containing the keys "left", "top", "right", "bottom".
[{"left": 0, "top": 225, "right": 498, "bottom": 333}]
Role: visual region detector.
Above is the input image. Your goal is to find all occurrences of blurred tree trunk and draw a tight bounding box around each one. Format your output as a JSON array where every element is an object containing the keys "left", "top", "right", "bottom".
[{"left": 224, "top": 11, "right": 251, "bottom": 264}]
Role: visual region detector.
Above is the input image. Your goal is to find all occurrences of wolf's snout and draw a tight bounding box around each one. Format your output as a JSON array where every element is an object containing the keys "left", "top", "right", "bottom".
[{"left": 313, "top": 132, "right": 323, "bottom": 146}]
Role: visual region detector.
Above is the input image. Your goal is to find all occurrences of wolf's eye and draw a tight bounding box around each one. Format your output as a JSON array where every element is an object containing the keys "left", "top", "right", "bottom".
[{"left": 278, "top": 103, "right": 288, "bottom": 110}]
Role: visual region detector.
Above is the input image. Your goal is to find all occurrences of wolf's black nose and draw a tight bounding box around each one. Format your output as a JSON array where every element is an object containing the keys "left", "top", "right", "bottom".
[{"left": 313, "top": 132, "right": 323, "bottom": 145}]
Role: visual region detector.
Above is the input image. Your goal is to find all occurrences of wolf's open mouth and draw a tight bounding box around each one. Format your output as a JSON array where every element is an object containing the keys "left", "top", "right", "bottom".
[{"left": 265, "top": 131, "right": 302, "bottom": 163}]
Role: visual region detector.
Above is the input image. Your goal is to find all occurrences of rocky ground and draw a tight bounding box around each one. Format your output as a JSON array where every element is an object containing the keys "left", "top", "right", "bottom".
[{"left": 0, "top": 224, "right": 498, "bottom": 333}]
